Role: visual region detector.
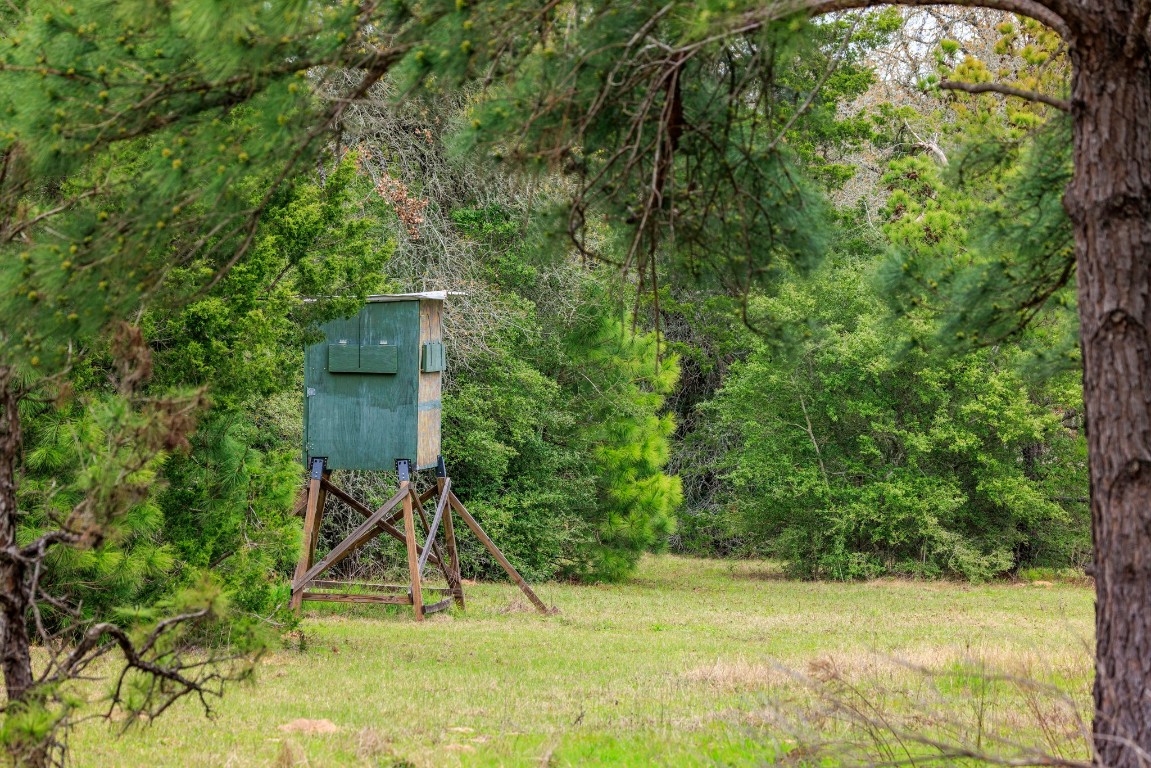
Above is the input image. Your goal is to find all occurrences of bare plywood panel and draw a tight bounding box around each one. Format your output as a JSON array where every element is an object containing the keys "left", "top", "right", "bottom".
[{"left": 417, "top": 298, "right": 443, "bottom": 468}]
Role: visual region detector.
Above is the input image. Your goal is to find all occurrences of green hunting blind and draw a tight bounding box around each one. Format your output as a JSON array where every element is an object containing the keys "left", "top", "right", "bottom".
[
  {"left": 291, "top": 292, "right": 548, "bottom": 619},
  {"left": 303, "top": 292, "right": 445, "bottom": 471}
]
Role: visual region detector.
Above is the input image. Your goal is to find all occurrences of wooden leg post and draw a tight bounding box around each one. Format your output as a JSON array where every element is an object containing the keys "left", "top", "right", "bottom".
[
  {"left": 291, "top": 458, "right": 326, "bottom": 611},
  {"left": 287, "top": 456, "right": 549, "bottom": 618},
  {"left": 447, "top": 490, "right": 549, "bottom": 614},
  {"left": 290, "top": 485, "right": 309, "bottom": 518},
  {"left": 309, "top": 468, "right": 330, "bottom": 567},
  {"left": 399, "top": 460, "right": 424, "bottom": 620},
  {"left": 409, "top": 485, "right": 454, "bottom": 587},
  {"left": 437, "top": 457, "right": 465, "bottom": 609}
]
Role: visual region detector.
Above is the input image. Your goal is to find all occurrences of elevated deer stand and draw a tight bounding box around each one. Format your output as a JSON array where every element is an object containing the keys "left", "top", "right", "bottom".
[
  {"left": 293, "top": 292, "right": 548, "bottom": 618},
  {"left": 289, "top": 456, "right": 548, "bottom": 619}
]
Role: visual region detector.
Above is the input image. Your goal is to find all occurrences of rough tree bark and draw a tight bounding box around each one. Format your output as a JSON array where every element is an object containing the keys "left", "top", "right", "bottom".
[
  {"left": 0, "top": 373, "right": 43, "bottom": 768},
  {"left": 1064, "top": 11, "right": 1151, "bottom": 766},
  {"left": 0, "top": 375, "right": 33, "bottom": 708}
]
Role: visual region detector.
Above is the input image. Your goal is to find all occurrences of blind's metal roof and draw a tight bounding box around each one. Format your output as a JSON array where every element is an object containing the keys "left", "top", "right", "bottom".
[
  {"left": 302, "top": 291, "right": 462, "bottom": 304},
  {"left": 364, "top": 291, "right": 458, "bottom": 303}
]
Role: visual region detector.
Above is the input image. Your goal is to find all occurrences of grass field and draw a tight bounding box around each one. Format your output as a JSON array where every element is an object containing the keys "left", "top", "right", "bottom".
[{"left": 70, "top": 556, "right": 1094, "bottom": 767}]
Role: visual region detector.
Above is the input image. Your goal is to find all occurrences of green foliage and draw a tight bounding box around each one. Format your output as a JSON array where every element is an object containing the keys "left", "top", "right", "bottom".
[
  {"left": 0, "top": 12, "right": 419, "bottom": 750},
  {"left": 562, "top": 300, "right": 682, "bottom": 580},
  {"left": 19, "top": 391, "right": 179, "bottom": 623},
  {"left": 707, "top": 239, "right": 1087, "bottom": 580},
  {"left": 144, "top": 160, "right": 392, "bottom": 618},
  {"left": 671, "top": 22, "right": 1083, "bottom": 577},
  {"left": 0, "top": 0, "right": 381, "bottom": 371},
  {"left": 157, "top": 419, "right": 299, "bottom": 616},
  {"left": 146, "top": 156, "right": 393, "bottom": 405},
  {"left": 442, "top": 208, "right": 682, "bottom": 583},
  {"left": 449, "top": 8, "right": 906, "bottom": 300},
  {"left": 878, "top": 118, "right": 1077, "bottom": 373},
  {"left": 16, "top": 155, "right": 393, "bottom": 644},
  {"left": 442, "top": 316, "right": 598, "bottom": 583}
]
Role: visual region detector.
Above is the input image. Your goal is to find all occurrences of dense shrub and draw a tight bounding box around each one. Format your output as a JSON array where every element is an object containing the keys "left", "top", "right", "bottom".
[
  {"left": 14, "top": 157, "right": 394, "bottom": 632},
  {"left": 707, "top": 251, "right": 1088, "bottom": 580},
  {"left": 440, "top": 209, "right": 682, "bottom": 583}
]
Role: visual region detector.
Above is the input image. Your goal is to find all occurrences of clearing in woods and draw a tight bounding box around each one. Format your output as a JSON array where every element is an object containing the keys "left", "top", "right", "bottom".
[{"left": 71, "top": 556, "right": 1093, "bottom": 767}]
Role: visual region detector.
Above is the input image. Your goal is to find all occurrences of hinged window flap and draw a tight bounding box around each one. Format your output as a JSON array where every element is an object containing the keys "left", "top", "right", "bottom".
[
  {"left": 360, "top": 344, "right": 399, "bottom": 374},
  {"left": 327, "top": 344, "right": 359, "bottom": 373},
  {"left": 421, "top": 341, "right": 445, "bottom": 373}
]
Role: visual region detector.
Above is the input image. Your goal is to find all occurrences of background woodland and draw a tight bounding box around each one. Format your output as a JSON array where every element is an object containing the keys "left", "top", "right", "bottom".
[
  {"left": 11, "top": 6, "right": 1085, "bottom": 618},
  {"left": 0, "top": 4, "right": 1087, "bottom": 763}
]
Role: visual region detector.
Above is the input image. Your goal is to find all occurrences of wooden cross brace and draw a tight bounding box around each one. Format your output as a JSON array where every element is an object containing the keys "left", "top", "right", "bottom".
[{"left": 289, "top": 457, "right": 549, "bottom": 619}]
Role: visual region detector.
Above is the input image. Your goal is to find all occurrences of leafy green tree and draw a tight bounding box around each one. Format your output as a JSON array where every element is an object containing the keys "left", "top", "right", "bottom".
[
  {"left": 442, "top": 335, "right": 598, "bottom": 583},
  {"left": 6, "top": 145, "right": 391, "bottom": 763},
  {"left": 561, "top": 293, "right": 682, "bottom": 580},
  {"left": 441, "top": 208, "right": 682, "bottom": 583},
  {"left": 878, "top": 119, "right": 1076, "bottom": 369},
  {"left": 145, "top": 157, "right": 392, "bottom": 619},
  {"left": 710, "top": 239, "right": 1086, "bottom": 580},
  {"left": 689, "top": 47, "right": 1085, "bottom": 577}
]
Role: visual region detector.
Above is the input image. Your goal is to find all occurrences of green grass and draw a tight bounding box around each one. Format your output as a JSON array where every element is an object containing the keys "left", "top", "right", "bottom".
[{"left": 70, "top": 556, "right": 1094, "bottom": 767}]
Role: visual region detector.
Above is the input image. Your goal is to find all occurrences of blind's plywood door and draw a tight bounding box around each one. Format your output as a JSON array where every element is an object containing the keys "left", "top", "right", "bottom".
[{"left": 304, "top": 301, "right": 421, "bottom": 470}]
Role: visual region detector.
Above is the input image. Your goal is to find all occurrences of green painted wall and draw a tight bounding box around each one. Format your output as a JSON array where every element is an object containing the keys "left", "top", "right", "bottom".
[{"left": 303, "top": 301, "right": 424, "bottom": 470}]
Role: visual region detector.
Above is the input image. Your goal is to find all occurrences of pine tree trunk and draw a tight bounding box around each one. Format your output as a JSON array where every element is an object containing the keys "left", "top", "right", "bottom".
[
  {"left": 1065, "top": 18, "right": 1151, "bottom": 768},
  {"left": 0, "top": 376, "right": 36, "bottom": 763}
]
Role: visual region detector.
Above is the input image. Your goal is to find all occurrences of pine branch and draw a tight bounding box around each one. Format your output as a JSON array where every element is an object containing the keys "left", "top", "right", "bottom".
[
  {"left": 195, "top": 44, "right": 410, "bottom": 297},
  {"left": 937, "top": 80, "right": 1071, "bottom": 112},
  {"left": 801, "top": 0, "right": 1071, "bottom": 39}
]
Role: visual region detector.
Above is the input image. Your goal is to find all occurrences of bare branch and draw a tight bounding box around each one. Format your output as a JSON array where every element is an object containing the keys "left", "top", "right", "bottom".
[
  {"left": 937, "top": 79, "right": 1071, "bottom": 111},
  {"left": 19, "top": 530, "right": 82, "bottom": 560},
  {"left": 902, "top": 120, "right": 949, "bottom": 166}
]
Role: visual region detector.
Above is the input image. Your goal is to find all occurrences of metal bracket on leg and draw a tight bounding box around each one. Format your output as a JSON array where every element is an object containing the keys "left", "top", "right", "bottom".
[{"left": 309, "top": 457, "right": 326, "bottom": 480}]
